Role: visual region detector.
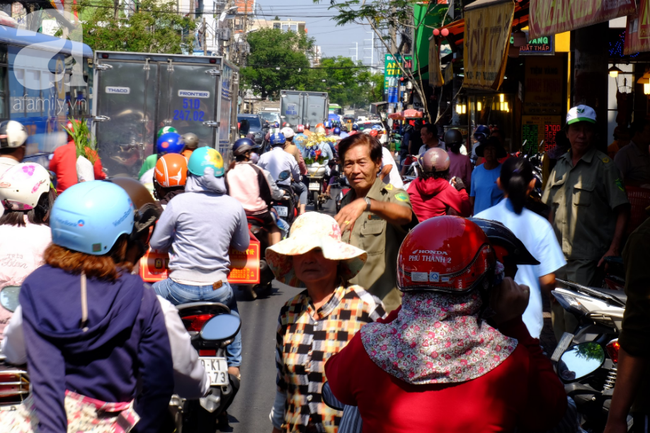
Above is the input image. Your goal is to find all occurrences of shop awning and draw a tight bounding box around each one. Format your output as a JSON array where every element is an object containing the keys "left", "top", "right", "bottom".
[
  {"left": 439, "top": 1, "right": 530, "bottom": 49},
  {"left": 529, "top": 0, "right": 636, "bottom": 39}
]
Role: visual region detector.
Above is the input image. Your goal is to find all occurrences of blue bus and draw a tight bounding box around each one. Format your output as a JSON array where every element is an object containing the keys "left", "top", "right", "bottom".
[{"left": 0, "top": 25, "right": 93, "bottom": 163}]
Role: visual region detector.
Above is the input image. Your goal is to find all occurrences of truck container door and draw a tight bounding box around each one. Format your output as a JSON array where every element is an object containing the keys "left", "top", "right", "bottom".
[
  {"left": 94, "top": 59, "right": 158, "bottom": 178},
  {"left": 281, "top": 91, "right": 303, "bottom": 126},
  {"left": 157, "top": 61, "right": 219, "bottom": 151},
  {"left": 303, "top": 92, "right": 328, "bottom": 126}
]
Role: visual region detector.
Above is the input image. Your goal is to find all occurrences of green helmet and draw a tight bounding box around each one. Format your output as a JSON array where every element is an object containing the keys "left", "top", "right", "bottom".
[{"left": 157, "top": 126, "right": 178, "bottom": 138}]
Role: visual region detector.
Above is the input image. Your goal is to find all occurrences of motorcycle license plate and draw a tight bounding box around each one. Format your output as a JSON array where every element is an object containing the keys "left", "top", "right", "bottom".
[
  {"left": 274, "top": 205, "right": 288, "bottom": 217},
  {"left": 309, "top": 182, "right": 320, "bottom": 191},
  {"left": 200, "top": 357, "right": 229, "bottom": 386}
]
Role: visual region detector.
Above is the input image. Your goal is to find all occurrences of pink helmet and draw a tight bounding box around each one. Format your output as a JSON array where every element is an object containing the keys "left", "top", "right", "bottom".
[
  {"left": 420, "top": 148, "right": 450, "bottom": 173},
  {"left": 296, "top": 124, "right": 305, "bottom": 133}
]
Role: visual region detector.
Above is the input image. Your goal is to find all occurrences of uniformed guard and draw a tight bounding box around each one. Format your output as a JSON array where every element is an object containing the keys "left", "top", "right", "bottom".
[
  {"left": 335, "top": 133, "right": 417, "bottom": 312},
  {"left": 542, "top": 104, "right": 630, "bottom": 338}
]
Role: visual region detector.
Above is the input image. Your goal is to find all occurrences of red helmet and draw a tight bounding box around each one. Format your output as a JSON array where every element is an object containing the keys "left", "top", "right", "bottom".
[
  {"left": 397, "top": 216, "right": 496, "bottom": 293},
  {"left": 296, "top": 124, "right": 305, "bottom": 133},
  {"left": 369, "top": 129, "right": 378, "bottom": 138}
]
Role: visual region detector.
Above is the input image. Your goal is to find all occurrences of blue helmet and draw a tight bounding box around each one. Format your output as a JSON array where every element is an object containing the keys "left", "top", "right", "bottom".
[
  {"left": 233, "top": 137, "right": 255, "bottom": 156},
  {"left": 50, "top": 181, "right": 134, "bottom": 255},
  {"left": 157, "top": 132, "right": 184, "bottom": 154},
  {"left": 352, "top": 124, "right": 359, "bottom": 131},
  {"left": 333, "top": 127, "right": 341, "bottom": 135},
  {"left": 473, "top": 125, "right": 490, "bottom": 141},
  {"left": 270, "top": 133, "right": 286, "bottom": 146}
]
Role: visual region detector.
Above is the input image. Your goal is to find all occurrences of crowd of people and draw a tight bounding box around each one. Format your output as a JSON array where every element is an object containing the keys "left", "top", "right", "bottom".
[{"left": 0, "top": 102, "right": 647, "bottom": 433}]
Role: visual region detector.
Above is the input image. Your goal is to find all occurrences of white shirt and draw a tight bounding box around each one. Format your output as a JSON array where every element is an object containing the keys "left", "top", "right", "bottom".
[
  {"left": 475, "top": 199, "right": 566, "bottom": 338},
  {"left": 380, "top": 147, "right": 404, "bottom": 189},
  {"left": 2, "top": 294, "right": 210, "bottom": 399},
  {"left": 257, "top": 147, "right": 300, "bottom": 186},
  {"left": 419, "top": 141, "right": 447, "bottom": 156}
]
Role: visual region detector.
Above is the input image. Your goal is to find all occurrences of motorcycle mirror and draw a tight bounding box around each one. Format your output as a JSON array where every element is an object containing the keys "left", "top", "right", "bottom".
[
  {"left": 278, "top": 170, "right": 291, "bottom": 182},
  {"left": 0, "top": 286, "right": 20, "bottom": 313},
  {"left": 200, "top": 314, "right": 241, "bottom": 341},
  {"left": 557, "top": 342, "right": 605, "bottom": 381}
]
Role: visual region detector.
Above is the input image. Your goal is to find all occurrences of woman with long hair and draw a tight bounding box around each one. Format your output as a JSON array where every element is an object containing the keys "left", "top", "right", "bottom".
[{"left": 475, "top": 157, "right": 566, "bottom": 338}]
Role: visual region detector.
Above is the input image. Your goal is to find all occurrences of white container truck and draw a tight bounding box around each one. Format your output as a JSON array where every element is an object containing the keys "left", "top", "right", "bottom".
[{"left": 279, "top": 90, "right": 329, "bottom": 127}]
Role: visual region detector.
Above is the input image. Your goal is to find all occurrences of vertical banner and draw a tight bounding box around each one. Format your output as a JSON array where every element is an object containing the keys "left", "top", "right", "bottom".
[
  {"left": 530, "top": 0, "right": 637, "bottom": 39},
  {"left": 463, "top": 1, "right": 515, "bottom": 90},
  {"left": 384, "top": 54, "right": 401, "bottom": 103},
  {"left": 625, "top": 0, "right": 650, "bottom": 54},
  {"left": 429, "top": 39, "right": 445, "bottom": 87}
]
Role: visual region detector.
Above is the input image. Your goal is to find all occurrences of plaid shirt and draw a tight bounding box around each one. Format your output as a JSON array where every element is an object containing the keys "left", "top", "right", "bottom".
[{"left": 276, "top": 285, "right": 385, "bottom": 433}]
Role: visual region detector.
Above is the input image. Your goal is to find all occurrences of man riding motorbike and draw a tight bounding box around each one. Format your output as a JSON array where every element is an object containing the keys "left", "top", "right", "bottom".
[
  {"left": 258, "top": 133, "right": 307, "bottom": 215},
  {"left": 227, "top": 137, "right": 284, "bottom": 246},
  {"left": 149, "top": 147, "right": 249, "bottom": 380}
]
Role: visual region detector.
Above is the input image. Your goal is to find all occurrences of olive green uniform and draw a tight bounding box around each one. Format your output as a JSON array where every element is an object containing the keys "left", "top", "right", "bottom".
[
  {"left": 620, "top": 218, "right": 650, "bottom": 414},
  {"left": 542, "top": 147, "right": 629, "bottom": 338},
  {"left": 340, "top": 178, "right": 416, "bottom": 312}
]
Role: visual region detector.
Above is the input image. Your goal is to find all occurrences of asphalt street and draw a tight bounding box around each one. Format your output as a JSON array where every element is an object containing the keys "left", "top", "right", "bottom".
[{"left": 225, "top": 191, "right": 339, "bottom": 433}]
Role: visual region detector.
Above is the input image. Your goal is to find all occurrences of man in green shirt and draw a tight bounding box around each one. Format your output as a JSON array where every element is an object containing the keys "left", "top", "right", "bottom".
[
  {"left": 336, "top": 133, "right": 416, "bottom": 312},
  {"left": 542, "top": 105, "right": 630, "bottom": 338}
]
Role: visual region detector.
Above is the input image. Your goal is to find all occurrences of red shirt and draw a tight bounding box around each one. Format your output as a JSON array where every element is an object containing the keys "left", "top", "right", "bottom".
[
  {"left": 49, "top": 141, "right": 106, "bottom": 194},
  {"left": 406, "top": 177, "right": 471, "bottom": 221},
  {"left": 325, "top": 315, "right": 567, "bottom": 433}
]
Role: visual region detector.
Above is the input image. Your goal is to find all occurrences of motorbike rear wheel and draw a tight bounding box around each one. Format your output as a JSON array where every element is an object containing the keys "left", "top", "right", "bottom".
[{"left": 313, "top": 191, "right": 321, "bottom": 211}]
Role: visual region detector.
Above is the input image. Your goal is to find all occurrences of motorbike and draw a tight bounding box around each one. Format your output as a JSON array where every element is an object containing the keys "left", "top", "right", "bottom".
[
  {"left": 171, "top": 303, "right": 242, "bottom": 433},
  {"left": 0, "top": 285, "right": 29, "bottom": 413},
  {"left": 335, "top": 176, "right": 351, "bottom": 213},
  {"left": 273, "top": 170, "right": 299, "bottom": 227},
  {"left": 307, "top": 163, "right": 328, "bottom": 211},
  {"left": 551, "top": 279, "right": 629, "bottom": 432},
  {"left": 242, "top": 220, "right": 273, "bottom": 301}
]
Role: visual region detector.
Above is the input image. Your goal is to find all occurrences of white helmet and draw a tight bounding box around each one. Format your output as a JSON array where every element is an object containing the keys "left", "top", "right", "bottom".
[
  {"left": 0, "top": 120, "right": 28, "bottom": 149},
  {"left": 0, "top": 163, "right": 51, "bottom": 211},
  {"left": 280, "top": 127, "right": 295, "bottom": 139}
]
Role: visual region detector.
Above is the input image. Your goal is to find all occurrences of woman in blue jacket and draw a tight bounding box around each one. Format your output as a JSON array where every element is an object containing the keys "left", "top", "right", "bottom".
[{"left": 2, "top": 181, "right": 174, "bottom": 433}]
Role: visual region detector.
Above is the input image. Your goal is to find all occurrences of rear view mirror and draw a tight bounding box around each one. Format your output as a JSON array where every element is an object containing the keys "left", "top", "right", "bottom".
[
  {"left": 200, "top": 314, "right": 241, "bottom": 341},
  {"left": 557, "top": 342, "right": 605, "bottom": 381},
  {"left": 0, "top": 286, "right": 20, "bottom": 313}
]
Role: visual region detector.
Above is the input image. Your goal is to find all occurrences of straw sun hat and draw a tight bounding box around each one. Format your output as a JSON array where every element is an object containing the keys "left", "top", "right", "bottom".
[{"left": 266, "top": 212, "right": 367, "bottom": 287}]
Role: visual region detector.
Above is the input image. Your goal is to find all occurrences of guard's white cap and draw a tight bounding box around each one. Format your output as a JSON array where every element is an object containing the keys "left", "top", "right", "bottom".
[{"left": 567, "top": 105, "right": 596, "bottom": 125}]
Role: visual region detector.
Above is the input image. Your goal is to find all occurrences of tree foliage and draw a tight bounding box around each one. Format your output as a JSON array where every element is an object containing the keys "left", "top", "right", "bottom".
[
  {"left": 240, "top": 28, "right": 313, "bottom": 100},
  {"left": 305, "top": 56, "right": 383, "bottom": 108},
  {"left": 79, "top": 0, "right": 195, "bottom": 53}
]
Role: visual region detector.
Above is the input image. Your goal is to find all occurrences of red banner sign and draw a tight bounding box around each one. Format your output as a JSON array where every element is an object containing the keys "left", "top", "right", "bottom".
[
  {"left": 139, "top": 235, "right": 261, "bottom": 285},
  {"left": 529, "top": 0, "right": 637, "bottom": 39},
  {"left": 625, "top": 0, "right": 650, "bottom": 54}
]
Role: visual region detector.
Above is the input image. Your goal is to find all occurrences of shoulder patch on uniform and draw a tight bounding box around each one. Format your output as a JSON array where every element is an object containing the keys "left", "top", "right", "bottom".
[
  {"left": 615, "top": 178, "right": 625, "bottom": 192},
  {"left": 385, "top": 183, "right": 394, "bottom": 191},
  {"left": 602, "top": 156, "right": 611, "bottom": 164},
  {"left": 395, "top": 192, "right": 409, "bottom": 202}
]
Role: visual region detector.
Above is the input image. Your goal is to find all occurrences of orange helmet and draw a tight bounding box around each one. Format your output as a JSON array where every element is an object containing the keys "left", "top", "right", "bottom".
[
  {"left": 155, "top": 153, "right": 187, "bottom": 188},
  {"left": 369, "top": 129, "right": 379, "bottom": 138},
  {"left": 315, "top": 123, "right": 325, "bottom": 129}
]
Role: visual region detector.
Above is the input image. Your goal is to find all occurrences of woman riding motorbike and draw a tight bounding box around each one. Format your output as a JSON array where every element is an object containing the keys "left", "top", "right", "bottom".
[
  {"left": 267, "top": 212, "right": 385, "bottom": 433},
  {"left": 0, "top": 163, "right": 55, "bottom": 340},
  {"left": 325, "top": 216, "right": 567, "bottom": 432},
  {"left": 1, "top": 180, "right": 174, "bottom": 433}
]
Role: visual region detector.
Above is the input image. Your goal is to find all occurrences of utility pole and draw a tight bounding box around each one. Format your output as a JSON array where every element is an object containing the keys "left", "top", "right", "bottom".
[
  {"left": 390, "top": 4, "right": 397, "bottom": 54},
  {"left": 364, "top": 31, "right": 375, "bottom": 68},
  {"left": 349, "top": 42, "right": 358, "bottom": 62},
  {"left": 202, "top": 18, "right": 207, "bottom": 56}
]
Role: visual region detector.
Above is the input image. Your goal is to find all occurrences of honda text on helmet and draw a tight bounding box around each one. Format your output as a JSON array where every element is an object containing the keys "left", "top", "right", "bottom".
[
  {"left": 0, "top": 120, "right": 28, "bottom": 150},
  {"left": 270, "top": 133, "right": 286, "bottom": 147},
  {"left": 50, "top": 181, "right": 135, "bottom": 255},
  {"left": 156, "top": 132, "right": 185, "bottom": 155},
  {"left": 154, "top": 153, "right": 188, "bottom": 188},
  {"left": 0, "top": 163, "right": 51, "bottom": 211},
  {"left": 187, "top": 147, "right": 225, "bottom": 177},
  {"left": 397, "top": 216, "right": 496, "bottom": 294}
]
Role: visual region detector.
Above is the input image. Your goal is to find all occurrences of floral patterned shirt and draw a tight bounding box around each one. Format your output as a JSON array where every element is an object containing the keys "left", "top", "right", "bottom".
[{"left": 275, "top": 285, "right": 385, "bottom": 433}]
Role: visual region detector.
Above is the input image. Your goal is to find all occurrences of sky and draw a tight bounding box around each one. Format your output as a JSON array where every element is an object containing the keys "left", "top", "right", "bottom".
[{"left": 256, "top": 0, "right": 383, "bottom": 66}]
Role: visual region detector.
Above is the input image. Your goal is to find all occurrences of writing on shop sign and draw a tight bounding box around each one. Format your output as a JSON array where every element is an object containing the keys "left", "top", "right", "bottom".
[{"left": 174, "top": 98, "right": 205, "bottom": 121}]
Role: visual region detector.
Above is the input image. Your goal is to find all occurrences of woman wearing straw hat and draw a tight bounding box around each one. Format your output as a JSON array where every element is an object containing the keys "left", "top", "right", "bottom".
[{"left": 267, "top": 212, "right": 386, "bottom": 433}]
